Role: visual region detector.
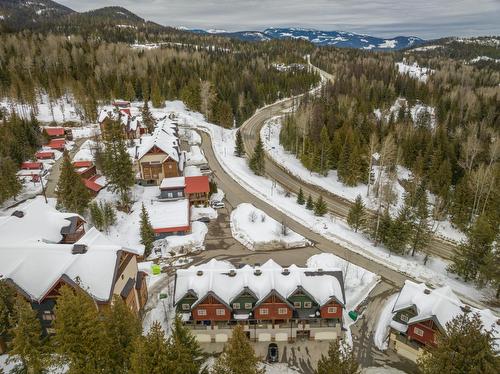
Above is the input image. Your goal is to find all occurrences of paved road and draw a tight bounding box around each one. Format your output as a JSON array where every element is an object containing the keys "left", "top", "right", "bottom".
[{"left": 238, "top": 64, "right": 457, "bottom": 261}]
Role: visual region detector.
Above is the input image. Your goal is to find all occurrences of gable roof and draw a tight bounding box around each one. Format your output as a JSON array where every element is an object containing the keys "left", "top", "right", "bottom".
[
  {"left": 185, "top": 176, "right": 209, "bottom": 194},
  {"left": 0, "top": 197, "right": 83, "bottom": 244},
  {"left": 0, "top": 227, "right": 134, "bottom": 303},
  {"left": 136, "top": 120, "right": 179, "bottom": 162},
  {"left": 43, "top": 127, "right": 65, "bottom": 136},
  {"left": 393, "top": 280, "right": 499, "bottom": 336},
  {"left": 174, "top": 259, "right": 345, "bottom": 309}
]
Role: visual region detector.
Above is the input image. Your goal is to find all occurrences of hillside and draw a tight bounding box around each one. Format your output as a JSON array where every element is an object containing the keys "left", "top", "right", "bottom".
[{"left": 0, "top": 0, "right": 74, "bottom": 31}]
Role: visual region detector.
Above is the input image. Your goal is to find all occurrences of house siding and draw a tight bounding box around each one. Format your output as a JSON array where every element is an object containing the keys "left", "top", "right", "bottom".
[
  {"left": 320, "top": 301, "right": 343, "bottom": 319},
  {"left": 192, "top": 295, "right": 231, "bottom": 321},
  {"left": 176, "top": 294, "right": 198, "bottom": 313},
  {"left": 407, "top": 321, "right": 438, "bottom": 347},
  {"left": 254, "top": 295, "right": 293, "bottom": 320},
  {"left": 231, "top": 294, "right": 257, "bottom": 314}
]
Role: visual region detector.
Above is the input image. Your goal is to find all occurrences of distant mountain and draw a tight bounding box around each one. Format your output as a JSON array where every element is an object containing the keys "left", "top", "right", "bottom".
[
  {"left": 191, "top": 27, "right": 425, "bottom": 50},
  {"left": 0, "top": 0, "right": 74, "bottom": 31}
]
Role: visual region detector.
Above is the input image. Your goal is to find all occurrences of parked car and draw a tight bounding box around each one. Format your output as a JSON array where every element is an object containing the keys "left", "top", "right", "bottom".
[
  {"left": 211, "top": 201, "right": 225, "bottom": 209},
  {"left": 267, "top": 343, "right": 279, "bottom": 363}
]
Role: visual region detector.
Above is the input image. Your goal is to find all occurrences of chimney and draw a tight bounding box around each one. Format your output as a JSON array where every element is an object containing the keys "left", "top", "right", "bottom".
[
  {"left": 282, "top": 268, "right": 290, "bottom": 276},
  {"left": 72, "top": 244, "right": 88, "bottom": 255},
  {"left": 254, "top": 269, "right": 262, "bottom": 276},
  {"left": 424, "top": 289, "right": 431, "bottom": 295},
  {"left": 228, "top": 270, "right": 236, "bottom": 277},
  {"left": 196, "top": 270, "right": 203, "bottom": 276}
]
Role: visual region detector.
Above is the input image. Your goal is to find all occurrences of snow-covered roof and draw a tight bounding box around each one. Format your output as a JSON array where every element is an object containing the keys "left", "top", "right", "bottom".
[
  {"left": 0, "top": 227, "right": 131, "bottom": 302},
  {"left": 136, "top": 120, "right": 179, "bottom": 162},
  {"left": 174, "top": 259, "right": 345, "bottom": 308},
  {"left": 0, "top": 197, "right": 83, "bottom": 245},
  {"left": 393, "top": 280, "right": 499, "bottom": 336},
  {"left": 160, "top": 176, "right": 185, "bottom": 189},
  {"left": 185, "top": 145, "right": 207, "bottom": 166},
  {"left": 147, "top": 199, "right": 190, "bottom": 231},
  {"left": 184, "top": 165, "right": 202, "bottom": 177}
]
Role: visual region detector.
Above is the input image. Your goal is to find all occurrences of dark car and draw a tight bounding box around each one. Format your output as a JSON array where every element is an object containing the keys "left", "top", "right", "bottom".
[{"left": 267, "top": 343, "right": 278, "bottom": 363}]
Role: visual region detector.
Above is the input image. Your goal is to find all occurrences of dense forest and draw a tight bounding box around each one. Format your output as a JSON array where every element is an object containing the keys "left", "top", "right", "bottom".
[{"left": 279, "top": 46, "right": 499, "bottom": 294}]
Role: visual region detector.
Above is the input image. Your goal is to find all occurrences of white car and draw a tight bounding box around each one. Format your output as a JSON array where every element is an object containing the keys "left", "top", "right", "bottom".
[{"left": 211, "top": 201, "right": 225, "bottom": 209}]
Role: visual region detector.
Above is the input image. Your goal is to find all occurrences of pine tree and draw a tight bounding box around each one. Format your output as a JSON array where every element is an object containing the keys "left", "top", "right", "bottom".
[
  {"left": 150, "top": 81, "right": 164, "bottom": 108},
  {"left": 102, "top": 121, "right": 135, "bottom": 211},
  {"left": 8, "top": 296, "right": 46, "bottom": 374},
  {"left": 297, "top": 187, "right": 305, "bottom": 205},
  {"left": 316, "top": 340, "right": 359, "bottom": 374},
  {"left": 102, "top": 296, "right": 141, "bottom": 374},
  {"left": 140, "top": 203, "right": 155, "bottom": 258},
  {"left": 314, "top": 195, "right": 328, "bottom": 217},
  {"left": 211, "top": 325, "right": 264, "bottom": 374},
  {"left": 384, "top": 205, "right": 412, "bottom": 254},
  {"left": 347, "top": 195, "right": 365, "bottom": 232},
  {"left": 102, "top": 201, "right": 117, "bottom": 232},
  {"left": 0, "top": 280, "right": 16, "bottom": 349},
  {"left": 306, "top": 194, "right": 314, "bottom": 210},
  {"left": 249, "top": 137, "right": 265, "bottom": 176},
  {"left": 234, "top": 129, "right": 245, "bottom": 157},
  {"left": 53, "top": 286, "right": 108, "bottom": 372},
  {"left": 56, "top": 152, "right": 91, "bottom": 214},
  {"left": 130, "top": 322, "right": 175, "bottom": 374},
  {"left": 141, "top": 101, "right": 155, "bottom": 133},
  {"left": 0, "top": 157, "right": 22, "bottom": 204},
  {"left": 449, "top": 215, "right": 496, "bottom": 282},
  {"left": 90, "top": 201, "right": 104, "bottom": 231},
  {"left": 170, "top": 316, "right": 205, "bottom": 373},
  {"left": 418, "top": 313, "right": 499, "bottom": 374}
]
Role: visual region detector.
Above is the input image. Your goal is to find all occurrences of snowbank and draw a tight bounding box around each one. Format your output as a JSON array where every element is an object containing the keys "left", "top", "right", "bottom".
[
  {"left": 191, "top": 206, "right": 218, "bottom": 221},
  {"left": 230, "top": 203, "right": 309, "bottom": 250},
  {"left": 373, "top": 293, "right": 398, "bottom": 350},
  {"left": 153, "top": 221, "right": 208, "bottom": 258}
]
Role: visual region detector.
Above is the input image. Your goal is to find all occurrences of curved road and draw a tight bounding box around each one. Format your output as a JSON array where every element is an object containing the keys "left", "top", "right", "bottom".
[{"left": 239, "top": 63, "right": 456, "bottom": 261}]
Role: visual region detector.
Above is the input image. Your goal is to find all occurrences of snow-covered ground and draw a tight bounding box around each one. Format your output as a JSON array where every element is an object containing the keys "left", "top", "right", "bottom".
[
  {"left": 191, "top": 206, "right": 218, "bottom": 221},
  {"left": 374, "top": 97, "right": 436, "bottom": 130},
  {"left": 373, "top": 294, "right": 398, "bottom": 350},
  {"left": 396, "top": 61, "right": 434, "bottom": 83},
  {"left": 161, "top": 100, "right": 492, "bottom": 307},
  {"left": 230, "top": 203, "right": 309, "bottom": 250}
]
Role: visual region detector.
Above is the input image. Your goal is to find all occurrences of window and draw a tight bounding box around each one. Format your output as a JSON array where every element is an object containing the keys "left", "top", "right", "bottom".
[
  {"left": 167, "top": 192, "right": 173, "bottom": 198},
  {"left": 244, "top": 303, "right": 253, "bottom": 310},
  {"left": 42, "top": 311, "right": 55, "bottom": 321},
  {"left": 216, "top": 309, "right": 226, "bottom": 316},
  {"left": 327, "top": 307, "right": 337, "bottom": 314},
  {"left": 293, "top": 301, "right": 301, "bottom": 308},
  {"left": 303, "top": 302, "right": 312, "bottom": 308},
  {"left": 232, "top": 303, "right": 241, "bottom": 310},
  {"left": 197, "top": 309, "right": 207, "bottom": 316},
  {"left": 400, "top": 314, "right": 409, "bottom": 323},
  {"left": 260, "top": 308, "right": 269, "bottom": 315},
  {"left": 278, "top": 308, "right": 288, "bottom": 315},
  {"left": 414, "top": 327, "right": 424, "bottom": 337},
  {"left": 181, "top": 303, "right": 190, "bottom": 311}
]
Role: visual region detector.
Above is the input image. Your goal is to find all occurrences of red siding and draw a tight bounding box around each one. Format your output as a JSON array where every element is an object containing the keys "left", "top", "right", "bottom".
[
  {"left": 407, "top": 322, "right": 438, "bottom": 347},
  {"left": 191, "top": 295, "right": 230, "bottom": 321},
  {"left": 254, "top": 295, "right": 292, "bottom": 320},
  {"left": 320, "top": 301, "right": 343, "bottom": 319}
]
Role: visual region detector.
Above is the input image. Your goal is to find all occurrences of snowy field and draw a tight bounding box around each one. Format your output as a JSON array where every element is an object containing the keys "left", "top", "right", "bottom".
[{"left": 230, "top": 203, "right": 309, "bottom": 250}]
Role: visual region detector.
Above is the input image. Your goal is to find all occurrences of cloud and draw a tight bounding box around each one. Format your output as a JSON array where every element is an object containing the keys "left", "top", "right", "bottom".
[{"left": 57, "top": 0, "right": 500, "bottom": 39}]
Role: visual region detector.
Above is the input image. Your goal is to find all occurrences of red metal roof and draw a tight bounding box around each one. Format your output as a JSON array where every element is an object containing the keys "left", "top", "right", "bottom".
[
  {"left": 35, "top": 151, "right": 55, "bottom": 159},
  {"left": 185, "top": 176, "right": 209, "bottom": 194},
  {"left": 120, "top": 108, "right": 131, "bottom": 116},
  {"left": 48, "top": 138, "right": 66, "bottom": 150},
  {"left": 72, "top": 161, "right": 93, "bottom": 168},
  {"left": 83, "top": 178, "right": 104, "bottom": 193},
  {"left": 21, "top": 162, "right": 43, "bottom": 170},
  {"left": 153, "top": 225, "right": 191, "bottom": 234},
  {"left": 44, "top": 127, "right": 65, "bottom": 136}
]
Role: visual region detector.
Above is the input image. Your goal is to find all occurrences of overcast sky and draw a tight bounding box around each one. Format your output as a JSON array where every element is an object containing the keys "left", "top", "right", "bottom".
[{"left": 57, "top": 0, "right": 500, "bottom": 39}]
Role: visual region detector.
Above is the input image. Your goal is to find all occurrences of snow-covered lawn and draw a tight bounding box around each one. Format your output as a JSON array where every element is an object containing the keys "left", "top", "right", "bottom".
[{"left": 230, "top": 203, "right": 309, "bottom": 250}]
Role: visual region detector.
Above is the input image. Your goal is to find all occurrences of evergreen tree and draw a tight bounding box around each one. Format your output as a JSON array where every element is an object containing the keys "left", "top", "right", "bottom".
[
  {"left": 314, "top": 195, "right": 328, "bottom": 217},
  {"left": 56, "top": 152, "right": 91, "bottom": 214},
  {"left": 130, "top": 322, "right": 174, "bottom": 374},
  {"left": 170, "top": 316, "right": 205, "bottom": 373},
  {"left": 89, "top": 201, "right": 104, "bottom": 231},
  {"left": 150, "top": 81, "right": 164, "bottom": 108},
  {"left": 8, "top": 296, "right": 46, "bottom": 374},
  {"left": 141, "top": 101, "right": 155, "bottom": 133},
  {"left": 408, "top": 186, "right": 432, "bottom": 257},
  {"left": 102, "top": 121, "right": 135, "bottom": 211},
  {"left": 102, "top": 201, "right": 117, "bottom": 232},
  {"left": 384, "top": 205, "right": 412, "bottom": 254},
  {"left": 449, "top": 215, "right": 496, "bottom": 282},
  {"left": 140, "top": 203, "right": 155, "bottom": 258},
  {"left": 418, "top": 313, "right": 499, "bottom": 374},
  {"left": 0, "top": 281, "right": 16, "bottom": 348},
  {"left": 306, "top": 194, "right": 314, "bottom": 210},
  {"left": 102, "top": 296, "right": 141, "bottom": 374},
  {"left": 234, "top": 130, "right": 245, "bottom": 157},
  {"left": 347, "top": 195, "right": 365, "bottom": 232},
  {"left": 53, "top": 286, "right": 108, "bottom": 373},
  {"left": 316, "top": 340, "right": 359, "bottom": 374},
  {"left": 296, "top": 187, "right": 305, "bottom": 205},
  {"left": 211, "top": 325, "right": 263, "bottom": 374},
  {"left": 249, "top": 138, "right": 265, "bottom": 176},
  {"left": 0, "top": 157, "right": 22, "bottom": 204}
]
